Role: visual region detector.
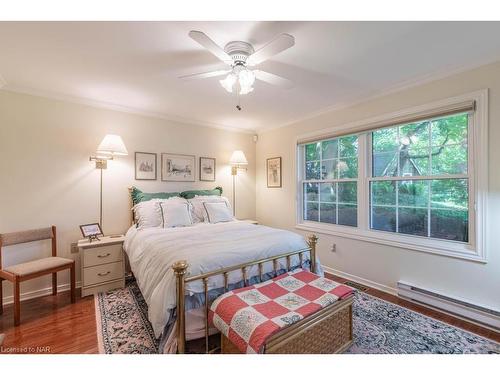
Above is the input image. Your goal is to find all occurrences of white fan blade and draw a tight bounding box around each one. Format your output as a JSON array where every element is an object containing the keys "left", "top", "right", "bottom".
[
  {"left": 247, "top": 34, "right": 295, "bottom": 66},
  {"left": 179, "top": 69, "right": 231, "bottom": 80},
  {"left": 254, "top": 70, "right": 294, "bottom": 89},
  {"left": 189, "top": 31, "right": 232, "bottom": 64}
]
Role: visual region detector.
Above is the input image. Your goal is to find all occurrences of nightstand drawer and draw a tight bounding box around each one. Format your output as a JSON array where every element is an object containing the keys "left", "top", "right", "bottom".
[
  {"left": 83, "top": 244, "right": 123, "bottom": 267},
  {"left": 83, "top": 261, "right": 123, "bottom": 286}
]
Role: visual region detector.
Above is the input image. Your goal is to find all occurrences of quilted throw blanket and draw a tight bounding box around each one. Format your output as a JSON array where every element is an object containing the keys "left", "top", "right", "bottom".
[{"left": 209, "top": 269, "right": 353, "bottom": 353}]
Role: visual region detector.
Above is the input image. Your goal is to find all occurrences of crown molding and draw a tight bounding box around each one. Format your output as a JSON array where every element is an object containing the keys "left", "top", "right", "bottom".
[
  {"left": 0, "top": 83, "right": 257, "bottom": 135},
  {"left": 256, "top": 57, "right": 500, "bottom": 134}
]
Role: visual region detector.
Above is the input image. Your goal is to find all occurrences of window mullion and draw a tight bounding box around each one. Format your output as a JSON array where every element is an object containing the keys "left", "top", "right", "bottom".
[
  {"left": 335, "top": 182, "right": 339, "bottom": 224},
  {"left": 428, "top": 123, "right": 432, "bottom": 238},
  {"left": 369, "top": 174, "right": 468, "bottom": 182},
  {"left": 357, "top": 133, "right": 368, "bottom": 230},
  {"left": 395, "top": 181, "right": 399, "bottom": 233},
  {"left": 318, "top": 143, "right": 322, "bottom": 223},
  {"left": 428, "top": 180, "right": 432, "bottom": 238}
]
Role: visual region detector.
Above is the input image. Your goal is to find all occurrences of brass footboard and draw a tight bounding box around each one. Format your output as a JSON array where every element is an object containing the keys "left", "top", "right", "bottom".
[{"left": 171, "top": 234, "right": 318, "bottom": 354}]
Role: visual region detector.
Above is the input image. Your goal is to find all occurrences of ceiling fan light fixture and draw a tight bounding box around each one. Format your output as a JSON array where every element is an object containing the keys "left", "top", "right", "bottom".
[
  {"left": 238, "top": 69, "right": 255, "bottom": 88},
  {"left": 237, "top": 69, "right": 255, "bottom": 95},
  {"left": 183, "top": 31, "right": 295, "bottom": 96},
  {"left": 219, "top": 73, "right": 236, "bottom": 93},
  {"left": 239, "top": 85, "right": 254, "bottom": 95}
]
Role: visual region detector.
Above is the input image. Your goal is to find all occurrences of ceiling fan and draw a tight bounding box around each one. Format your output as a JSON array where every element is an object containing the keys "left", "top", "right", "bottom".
[{"left": 179, "top": 30, "right": 295, "bottom": 95}]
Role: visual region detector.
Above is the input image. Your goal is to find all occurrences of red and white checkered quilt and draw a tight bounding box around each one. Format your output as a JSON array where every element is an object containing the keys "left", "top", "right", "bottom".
[{"left": 209, "top": 269, "right": 353, "bottom": 353}]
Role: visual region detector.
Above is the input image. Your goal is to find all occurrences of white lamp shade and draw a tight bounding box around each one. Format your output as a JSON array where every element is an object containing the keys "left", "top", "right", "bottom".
[
  {"left": 229, "top": 150, "right": 248, "bottom": 165},
  {"left": 220, "top": 73, "right": 236, "bottom": 93},
  {"left": 97, "top": 134, "right": 128, "bottom": 156}
]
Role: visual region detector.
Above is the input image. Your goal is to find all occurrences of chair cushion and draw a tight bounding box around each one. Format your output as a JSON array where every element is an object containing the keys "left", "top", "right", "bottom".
[{"left": 4, "top": 257, "right": 73, "bottom": 276}]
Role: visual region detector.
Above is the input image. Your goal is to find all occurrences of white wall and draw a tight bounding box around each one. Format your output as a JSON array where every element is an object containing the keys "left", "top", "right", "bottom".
[
  {"left": 256, "top": 61, "right": 500, "bottom": 310},
  {"left": 0, "top": 90, "right": 256, "bottom": 302}
]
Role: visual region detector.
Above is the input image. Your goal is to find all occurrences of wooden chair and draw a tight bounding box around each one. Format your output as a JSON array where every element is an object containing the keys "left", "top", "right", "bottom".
[{"left": 0, "top": 226, "right": 75, "bottom": 326}]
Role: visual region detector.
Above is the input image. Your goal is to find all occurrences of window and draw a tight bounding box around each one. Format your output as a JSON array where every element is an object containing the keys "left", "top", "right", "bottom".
[
  {"left": 303, "top": 135, "right": 359, "bottom": 227},
  {"left": 370, "top": 113, "right": 469, "bottom": 242},
  {"left": 297, "top": 91, "right": 488, "bottom": 262}
]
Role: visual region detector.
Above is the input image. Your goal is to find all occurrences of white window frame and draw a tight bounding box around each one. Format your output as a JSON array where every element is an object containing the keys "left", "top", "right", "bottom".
[{"left": 295, "top": 90, "right": 488, "bottom": 263}]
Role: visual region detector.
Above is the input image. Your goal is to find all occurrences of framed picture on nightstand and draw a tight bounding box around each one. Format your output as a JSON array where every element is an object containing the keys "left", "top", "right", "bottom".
[{"left": 80, "top": 222, "right": 103, "bottom": 242}]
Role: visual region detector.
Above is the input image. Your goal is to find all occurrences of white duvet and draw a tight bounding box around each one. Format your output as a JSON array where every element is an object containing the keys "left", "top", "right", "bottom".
[{"left": 123, "top": 221, "right": 319, "bottom": 337}]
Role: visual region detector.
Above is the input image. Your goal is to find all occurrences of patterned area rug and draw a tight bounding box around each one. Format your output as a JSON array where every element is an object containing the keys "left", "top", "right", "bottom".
[
  {"left": 95, "top": 279, "right": 159, "bottom": 354},
  {"left": 346, "top": 292, "right": 499, "bottom": 354},
  {"left": 94, "top": 279, "right": 500, "bottom": 354}
]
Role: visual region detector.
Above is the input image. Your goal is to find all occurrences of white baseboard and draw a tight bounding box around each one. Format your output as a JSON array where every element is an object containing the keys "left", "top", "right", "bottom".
[
  {"left": 2, "top": 281, "right": 82, "bottom": 306},
  {"left": 322, "top": 265, "right": 398, "bottom": 296}
]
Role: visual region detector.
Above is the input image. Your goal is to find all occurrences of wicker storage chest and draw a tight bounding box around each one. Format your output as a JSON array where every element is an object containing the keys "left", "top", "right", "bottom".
[{"left": 221, "top": 295, "right": 353, "bottom": 354}]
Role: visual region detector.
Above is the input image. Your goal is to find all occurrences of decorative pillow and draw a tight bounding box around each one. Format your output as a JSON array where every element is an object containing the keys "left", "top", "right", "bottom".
[
  {"left": 160, "top": 200, "right": 193, "bottom": 228},
  {"left": 180, "top": 187, "right": 222, "bottom": 200},
  {"left": 188, "top": 195, "right": 232, "bottom": 223},
  {"left": 130, "top": 186, "right": 180, "bottom": 205},
  {"left": 132, "top": 199, "right": 163, "bottom": 229},
  {"left": 203, "top": 202, "right": 234, "bottom": 224}
]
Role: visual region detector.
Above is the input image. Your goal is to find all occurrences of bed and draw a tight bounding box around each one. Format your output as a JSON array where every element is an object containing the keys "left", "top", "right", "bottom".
[{"left": 123, "top": 220, "right": 321, "bottom": 353}]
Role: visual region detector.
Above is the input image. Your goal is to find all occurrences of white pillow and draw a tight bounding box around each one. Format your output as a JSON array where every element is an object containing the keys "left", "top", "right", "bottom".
[
  {"left": 160, "top": 200, "right": 193, "bottom": 228},
  {"left": 133, "top": 197, "right": 188, "bottom": 229},
  {"left": 203, "top": 202, "right": 234, "bottom": 224},
  {"left": 188, "top": 196, "right": 232, "bottom": 223},
  {"left": 132, "top": 199, "right": 162, "bottom": 229}
]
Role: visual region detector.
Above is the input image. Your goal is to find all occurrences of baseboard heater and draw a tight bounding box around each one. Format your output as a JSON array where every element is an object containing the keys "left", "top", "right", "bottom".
[{"left": 397, "top": 281, "right": 500, "bottom": 331}]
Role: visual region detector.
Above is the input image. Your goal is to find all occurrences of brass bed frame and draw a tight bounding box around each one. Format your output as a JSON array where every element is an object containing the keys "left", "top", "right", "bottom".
[
  {"left": 127, "top": 188, "right": 352, "bottom": 354},
  {"left": 171, "top": 235, "right": 353, "bottom": 354}
]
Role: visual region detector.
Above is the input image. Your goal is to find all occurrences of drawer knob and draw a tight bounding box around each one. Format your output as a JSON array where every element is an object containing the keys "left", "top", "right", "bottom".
[
  {"left": 97, "top": 271, "right": 111, "bottom": 276},
  {"left": 97, "top": 253, "right": 111, "bottom": 258}
]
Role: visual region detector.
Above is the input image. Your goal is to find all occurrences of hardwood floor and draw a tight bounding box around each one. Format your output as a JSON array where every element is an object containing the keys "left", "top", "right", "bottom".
[
  {"left": 0, "top": 276, "right": 498, "bottom": 354},
  {"left": 0, "top": 288, "right": 98, "bottom": 354}
]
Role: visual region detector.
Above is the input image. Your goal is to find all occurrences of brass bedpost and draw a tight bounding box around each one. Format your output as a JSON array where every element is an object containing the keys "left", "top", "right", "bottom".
[
  {"left": 307, "top": 234, "right": 318, "bottom": 274},
  {"left": 172, "top": 260, "right": 189, "bottom": 354},
  {"left": 128, "top": 186, "right": 135, "bottom": 225}
]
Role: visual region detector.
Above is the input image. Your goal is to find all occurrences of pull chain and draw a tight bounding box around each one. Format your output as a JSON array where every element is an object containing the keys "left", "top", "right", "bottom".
[{"left": 236, "top": 91, "right": 242, "bottom": 111}]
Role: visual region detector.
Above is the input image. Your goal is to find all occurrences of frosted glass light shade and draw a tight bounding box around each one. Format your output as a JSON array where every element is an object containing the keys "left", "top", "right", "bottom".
[
  {"left": 219, "top": 74, "right": 237, "bottom": 93},
  {"left": 97, "top": 134, "right": 128, "bottom": 156},
  {"left": 238, "top": 70, "right": 255, "bottom": 88},
  {"left": 229, "top": 150, "right": 248, "bottom": 165}
]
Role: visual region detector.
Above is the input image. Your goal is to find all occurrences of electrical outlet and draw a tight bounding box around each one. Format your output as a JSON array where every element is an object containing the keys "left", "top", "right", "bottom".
[
  {"left": 70, "top": 242, "right": 79, "bottom": 254},
  {"left": 331, "top": 243, "right": 336, "bottom": 252}
]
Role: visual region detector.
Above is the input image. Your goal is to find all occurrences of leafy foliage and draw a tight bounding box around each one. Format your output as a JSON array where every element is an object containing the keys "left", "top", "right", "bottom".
[{"left": 372, "top": 113, "right": 468, "bottom": 178}]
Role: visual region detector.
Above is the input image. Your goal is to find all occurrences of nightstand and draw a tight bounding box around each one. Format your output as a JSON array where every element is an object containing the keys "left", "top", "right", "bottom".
[{"left": 78, "top": 235, "right": 125, "bottom": 297}]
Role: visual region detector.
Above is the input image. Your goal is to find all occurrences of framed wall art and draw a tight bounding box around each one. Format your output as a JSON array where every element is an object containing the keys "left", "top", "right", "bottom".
[
  {"left": 267, "top": 157, "right": 282, "bottom": 188},
  {"left": 135, "top": 152, "right": 157, "bottom": 180},
  {"left": 161, "top": 153, "right": 196, "bottom": 182},
  {"left": 199, "top": 157, "right": 216, "bottom": 181}
]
